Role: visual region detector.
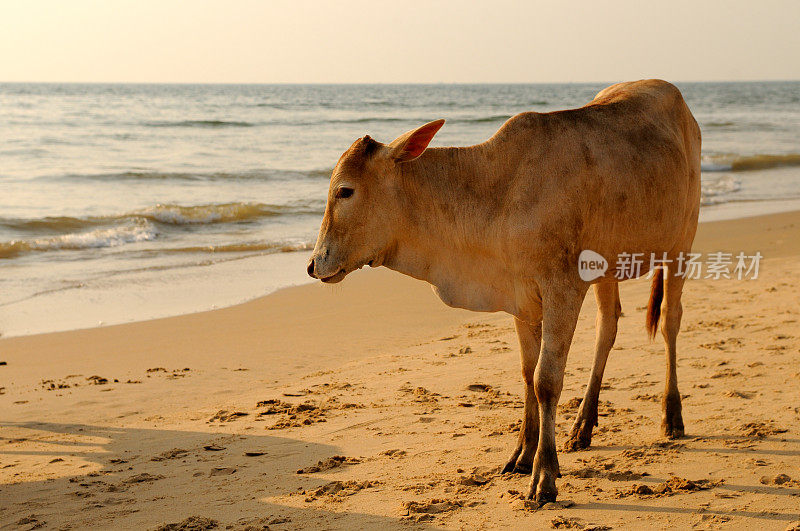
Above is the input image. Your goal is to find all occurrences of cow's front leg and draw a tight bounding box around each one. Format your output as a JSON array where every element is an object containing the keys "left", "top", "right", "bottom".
[
  {"left": 527, "top": 288, "right": 584, "bottom": 504},
  {"left": 503, "top": 317, "right": 542, "bottom": 474}
]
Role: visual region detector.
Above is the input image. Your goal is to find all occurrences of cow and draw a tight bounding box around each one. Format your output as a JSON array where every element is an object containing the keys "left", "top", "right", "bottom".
[{"left": 307, "top": 79, "right": 701, "bottom": 505}]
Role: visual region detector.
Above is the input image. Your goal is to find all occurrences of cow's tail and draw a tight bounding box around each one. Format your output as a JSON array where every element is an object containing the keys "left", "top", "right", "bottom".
[{"left": 646, "top": 267, "right": 664, "bottom": 340}]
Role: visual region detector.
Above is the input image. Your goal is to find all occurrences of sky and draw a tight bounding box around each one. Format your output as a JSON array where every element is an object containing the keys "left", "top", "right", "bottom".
[{"left": 2, "top": 0, "right": 799, "bottom": 84}]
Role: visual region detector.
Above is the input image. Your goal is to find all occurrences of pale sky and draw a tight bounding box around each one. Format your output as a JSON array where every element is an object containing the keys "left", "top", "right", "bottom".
[{"left": 2, "top": 0, "right": 799, "bottom": 83}]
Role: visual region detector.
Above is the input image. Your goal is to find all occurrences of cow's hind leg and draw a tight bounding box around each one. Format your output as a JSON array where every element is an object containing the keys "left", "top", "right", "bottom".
[
  {"left": 661, "top": 266, "right": 685, "bottom": 438},
  {"left": 564, "top": 282, "right": 620, "bottom": 451},
  {"left": 503, "top": 317, "right": 542, "bottom": 474}
]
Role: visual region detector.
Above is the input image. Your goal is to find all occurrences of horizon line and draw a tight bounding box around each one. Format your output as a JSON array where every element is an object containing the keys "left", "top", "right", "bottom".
[{"left": 1, "top": 78, "right": 799, "bottom": 86}]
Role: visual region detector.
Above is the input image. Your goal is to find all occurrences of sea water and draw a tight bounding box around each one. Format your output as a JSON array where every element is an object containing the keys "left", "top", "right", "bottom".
[{"left": 2, "top": 82, "right": 799, "bottom": 335}]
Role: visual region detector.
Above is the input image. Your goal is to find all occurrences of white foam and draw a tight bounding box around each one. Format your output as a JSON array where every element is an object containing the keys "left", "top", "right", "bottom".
[
  {"left": 700, "top": 174, "right": 742, "bottom": 205},
  {"left": 30, "top": 223, "right": 158, "bottom": 251},
  {"left": 134, "top": 203, "right": 269, "bottom": 225}
]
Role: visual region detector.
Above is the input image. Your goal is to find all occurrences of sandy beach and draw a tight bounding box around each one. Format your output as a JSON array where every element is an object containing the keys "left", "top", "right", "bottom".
[{"left": 1, "top": 210, "right": 799, "bottom": 530}]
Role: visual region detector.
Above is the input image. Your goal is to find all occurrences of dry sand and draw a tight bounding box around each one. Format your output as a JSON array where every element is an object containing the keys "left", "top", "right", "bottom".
[{"left": 1, "top": 211, "right": 799, "bottom": 530}]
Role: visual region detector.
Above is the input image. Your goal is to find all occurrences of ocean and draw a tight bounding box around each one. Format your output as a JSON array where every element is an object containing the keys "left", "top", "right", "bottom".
[{"left": 2, "top": 82, "right": 800, "bottom": 336}]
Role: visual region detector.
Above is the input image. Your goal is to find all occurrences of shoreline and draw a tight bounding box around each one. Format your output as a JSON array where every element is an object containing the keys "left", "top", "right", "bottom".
[
  {"left": 4, "top": 203, "right": 800, "bottom": 339},
  {"left": 0, "top": 250, "right": 313, "bottom": 339},
  {"left": 698, "top": 197, "right": 800, "bottom": 222}
]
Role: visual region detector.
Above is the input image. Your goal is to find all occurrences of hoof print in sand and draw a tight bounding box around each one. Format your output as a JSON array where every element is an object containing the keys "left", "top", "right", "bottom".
[
  {"left": 296, "top": 455, "right": 361, "bottom": 474},
  {"left": 260, "top": 400, "right": 324, "bottom": 429},
  {"left": 565, "top": 466, "right": 646, "bottom": 482},
  {"left": 551, "top": 515, "right": 611, "bottom": 529},
  {"left": 760, "top": 473, "right": 797, "bottom": 487},
  {"left": 522, "top": 499, "right": 575, "bottom": 511},
  {"left": 154, "top": 516, "right": 218, "bottom": 530},
  {"left": 257, "top": 397, "right": 362, "bottom": 429},
  {"left": 123, "top": 473, "right": 164, "bottom": 485},
  {"left": 380, "top": 448, "right": 407, "bottom": 458},
  {"left": 15, "top": 515, "right": 45, "bottom": 530},
  {"left": 619, "top": 441, "right": 684, "bottom": 464},
  {"left": 233, "top": 516, "right": 291, "bottom": 528},
  {"left": 301, "top": 480, "right": 379, "bottom": 502},
  {"left": 459, "top": 472, "right": 491, "bottom": 486},
  {"left": 740, "top": 421, "right": 788, "bottom": 438},
  {"left": 459, "top": 466, "right": 498, "bottom": 487},
  {"left": 614, "top": 477, "right": 722, "bottom": 498},
  {"left": 398, "top": 385, "right": 440, "bottom": 404},
  {"left": 203, "top": 444, "right": 225, "bottom": 451},
  {"left": 209, "top": 467, "right": 236, "bottom": 476},
  {"left": 402, "top": 498, "right": 463, "bottom": 521},
  {"left": 723, "top": 390, "right": 755, "bottom": 399},
  {"left": 207, "top": 410, "right": 248, "bottom": 423},
  {"left": 151, "top": 448, "right": 189, "bottom": 461}
]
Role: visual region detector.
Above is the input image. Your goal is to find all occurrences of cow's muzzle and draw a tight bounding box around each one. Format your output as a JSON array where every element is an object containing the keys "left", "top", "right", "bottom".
[{"left": 307, "top": 256, "right": 347, "bottom": 283}]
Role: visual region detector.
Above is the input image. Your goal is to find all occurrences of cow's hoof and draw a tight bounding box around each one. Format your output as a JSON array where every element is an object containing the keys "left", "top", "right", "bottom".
[
  {"left": 502, "top": 457, "right": 532, "bottom": 475},
  {"left": 661, "top": 412, "right": 685, "bottom": 439},
  {"left": 513, "top": 461, "right": 532, "bottom": 475},
  {"left": 524, "top": 489, "right": 557, "bottom": 506},
  {"left": 537, "top": 490, "right": 558, "bottom": 505},
  {"left": 662, "top": 423, "right": 685, "bottom": 439},
  {"left": 502, "top": 448, "right": 521, "bottom": 474},
  {"left": 564, "top": 414, "right": 596, "bottom": 452},
  {"left": 563, "top": 433, "right": 591, "bottom": 452},
  {"left": 526, "top": 469, "right": 558, "bottom": 507}
]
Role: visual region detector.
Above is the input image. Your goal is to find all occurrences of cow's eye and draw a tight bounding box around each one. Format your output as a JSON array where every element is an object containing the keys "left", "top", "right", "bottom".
[{"left": 335, "top": 187, "right": 354, "bottom": 199}]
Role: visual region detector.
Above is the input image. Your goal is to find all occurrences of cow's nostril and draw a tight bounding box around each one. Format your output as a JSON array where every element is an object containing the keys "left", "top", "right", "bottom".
[{"left": 307, "top": 259, "right": 316, "bottom": 278}]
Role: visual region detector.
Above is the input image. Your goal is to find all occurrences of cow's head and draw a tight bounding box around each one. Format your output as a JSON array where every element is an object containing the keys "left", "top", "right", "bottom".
[{"left": 307, "top": 119, "right": 445, "bottom": 283}]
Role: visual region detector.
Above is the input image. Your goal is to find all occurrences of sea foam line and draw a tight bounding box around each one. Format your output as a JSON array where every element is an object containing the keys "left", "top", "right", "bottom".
[
  {"left": 0, "top": 223, "right": 158, "bottom": 259},
  {"left": 702, "top": 153, "right": 800, "bottom": 172}
]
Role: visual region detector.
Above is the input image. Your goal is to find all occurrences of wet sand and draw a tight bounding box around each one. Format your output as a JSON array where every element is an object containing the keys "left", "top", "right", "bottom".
[{"left": 1, "top": 210, "right": 799, "bottom": 529}]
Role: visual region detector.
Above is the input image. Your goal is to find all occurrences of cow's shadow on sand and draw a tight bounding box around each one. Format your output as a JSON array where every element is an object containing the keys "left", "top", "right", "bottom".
[
  {"left": 0, "top": 420, "right": 432, "bottom": 529},
  {"left": 1, "top": 422, "right": 799, "bottom": 527}
]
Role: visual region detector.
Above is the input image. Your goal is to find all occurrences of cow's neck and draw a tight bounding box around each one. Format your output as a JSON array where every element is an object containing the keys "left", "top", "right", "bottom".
[{"left": 382, "top": 146, "right": 516, "bottom": 315}]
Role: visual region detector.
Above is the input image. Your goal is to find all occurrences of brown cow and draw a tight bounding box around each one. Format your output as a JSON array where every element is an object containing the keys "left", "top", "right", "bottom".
[{"left": 307, "top": 79, "right": 701, "bottom": 504}]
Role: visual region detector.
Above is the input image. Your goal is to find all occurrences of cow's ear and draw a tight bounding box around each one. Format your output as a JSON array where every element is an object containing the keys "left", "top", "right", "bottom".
[{"left": 388, "top": 119, "right": 445, "bottom": 163}]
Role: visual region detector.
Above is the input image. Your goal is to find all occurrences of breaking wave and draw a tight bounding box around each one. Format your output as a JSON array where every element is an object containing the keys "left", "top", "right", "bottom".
[
  {"left": 0, "top": 223, "right": 158, "bottom": 259},
  {"left": 148, "top": 240, "right": 314, "bottom": 255},
  {"left": 134, "top": 202, "right": 298, "bottom": 225},
  {"left": 49, "top": 168, "right": 331, "bottom": 183},
  {"left": 700, "top": 174, "right": 742, "bottom": 205},
  {"left": 0, "top": 226, "right": 314, "bottom": 260},
  {"left": 0, "top": 202, "right": 324, "bottom": 234},
  {"left": 702, "top": 153, "right": 800, "bottom": 172}
]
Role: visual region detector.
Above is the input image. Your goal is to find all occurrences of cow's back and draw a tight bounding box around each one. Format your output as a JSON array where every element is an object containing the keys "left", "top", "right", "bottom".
[{"left": 492, "top": 79, "right": 701, "bottom": 275}]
